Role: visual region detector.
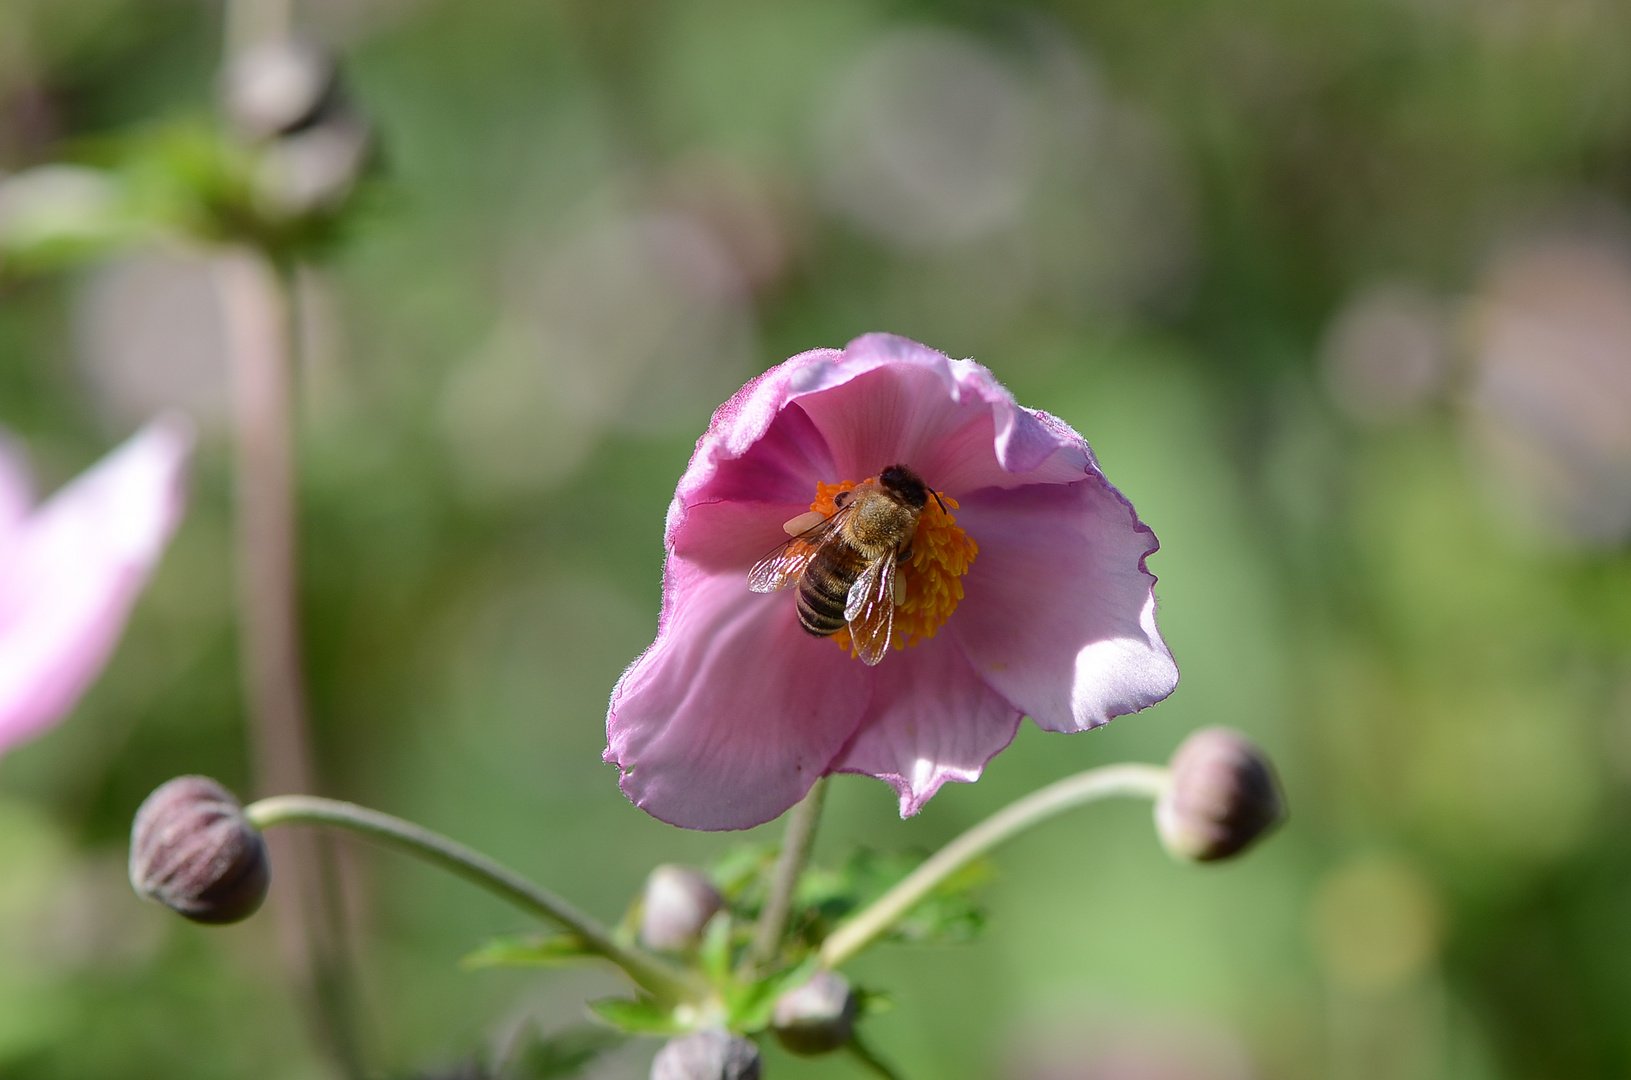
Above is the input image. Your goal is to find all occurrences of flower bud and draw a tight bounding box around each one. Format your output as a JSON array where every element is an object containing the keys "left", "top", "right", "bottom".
[
  {"left": 771, "top": 970, "right": 857, "bottom": 1056},
  {"left": 638, "top": 864, "right": 724, "bottom": 952},
  {"left": 129, "top": 776, "right": 270, "bottom": 924},
  {"left": 222, "top": 37, "right": 337, "bottom": 140},
  {"left": 650, "top": 1029, "right": 761, "bottom": 1080},
  {"left": 1155, "top": 727, "right": 1285, "bottom": 862}
]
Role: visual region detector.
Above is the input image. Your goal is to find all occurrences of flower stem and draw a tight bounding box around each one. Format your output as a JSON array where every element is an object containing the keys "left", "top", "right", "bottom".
[
  {"left": 747, "top": 777, "right": 828, "bottom": 971},
  {"left": 217, "top": 246, "right": 363, "bottom": 1076},
  {"left": 819, "top": 763, "right": 1171, "bottom": 970},
  {"left": 244, "top": 795, "right": 700, "bottom": 1003}
]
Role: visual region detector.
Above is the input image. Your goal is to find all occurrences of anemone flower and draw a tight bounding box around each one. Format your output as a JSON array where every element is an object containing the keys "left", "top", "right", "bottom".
[
  {"left": 606, "top": 335, "right": 1176, "bottom": 830},
  {"left": 0, "top": 417, "right": 191, "bottom": 759}
]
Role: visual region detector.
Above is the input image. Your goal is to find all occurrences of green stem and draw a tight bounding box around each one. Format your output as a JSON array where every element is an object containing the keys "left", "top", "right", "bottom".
[
  {"left": 245, "top": 795, "right": 699, "bottom": 1003},
  {"left": 747, "top": 777, "right": 828, "bottom": 971},
  {"left": 819, "top": 763, "right": 1171, "bottom": 970},
  {"left": 846, "top": 1034, "right": 906, "bottom": 1080}
]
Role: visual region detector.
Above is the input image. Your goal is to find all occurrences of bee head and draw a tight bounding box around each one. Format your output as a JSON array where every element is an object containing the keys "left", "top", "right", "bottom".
[{"left": 879, "top": 464, "right": 929, "bottom": 510}]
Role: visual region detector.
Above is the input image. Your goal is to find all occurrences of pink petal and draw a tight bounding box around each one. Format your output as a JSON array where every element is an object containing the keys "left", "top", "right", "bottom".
[
  {"left": 666, "top": 335, "right": 1095, "bottom": 571},
  {"left": 668, "top": 349, "right": 845, "bottom": 543},
  {"left": 832, "top": 634, "right": 1022, "bottom": 817},
  {"left": 606, "top": 559, "right": 872, "bottom": 831},
  {"left": 951, "top": 477, "right": 1177, "bottom": 733},
  {"left": 0, "top": 417, "right": 192, "bottom": 757}
]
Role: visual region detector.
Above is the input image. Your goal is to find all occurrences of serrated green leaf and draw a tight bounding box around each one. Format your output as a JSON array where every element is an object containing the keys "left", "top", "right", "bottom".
[
  {"left": 788, "top": 849, "right": 993, "bottom": 952},
  {"left": 887, "top": 892, "right": 987, "bottom": 946},
  {"left": 460, "top": 933, "right": 597, "bottom": 970},
  {"left": 586, "top": 997, "right": 684, "bottom": 1035}
]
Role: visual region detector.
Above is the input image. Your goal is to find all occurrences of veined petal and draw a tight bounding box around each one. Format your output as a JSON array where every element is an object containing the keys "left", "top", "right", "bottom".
[
  {"left": 0, "top": 417, "right": 192, "bottom": 756},
  {"left": 832, "top": 634, "right": 1021, "bottom": 817},
  {"left": 666, "top": 335, "right": 1094, "bottom": 555},
  {"left": 951, "top": 477, "right": 1177, "bottom": 733},
  {"left": 606, "top": 559, "right": 872, "bottom": 831},
  {"left": 791, "top": 335, "right": 1092, "bottom": 496}
]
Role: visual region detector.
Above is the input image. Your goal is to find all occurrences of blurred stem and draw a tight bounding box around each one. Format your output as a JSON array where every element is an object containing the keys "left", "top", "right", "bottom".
[
  {"left": 225, "top": 0, "right": 292, "bottom": 59},
  {"left": 747, "top": 776, "right": 828, "bottom": 972},
  {"left": 819, "top": 764, "right": 1171, "bottom": 970},
  {"left": 245, "top": 795, "right": 701, "bottom": 1003},
  {"left": 217, "top": 247, "right": 362, "bottom": 1077}
]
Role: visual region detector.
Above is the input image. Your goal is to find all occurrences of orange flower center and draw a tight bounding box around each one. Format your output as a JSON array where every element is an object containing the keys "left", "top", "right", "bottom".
[{"left": 807, "top": 477, "right": 978, "bottom": 660}]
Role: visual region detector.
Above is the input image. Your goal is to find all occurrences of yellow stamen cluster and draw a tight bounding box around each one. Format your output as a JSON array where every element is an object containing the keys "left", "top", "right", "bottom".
[{"left": 808, "top": 478, "right": 978, "bottom": 660}]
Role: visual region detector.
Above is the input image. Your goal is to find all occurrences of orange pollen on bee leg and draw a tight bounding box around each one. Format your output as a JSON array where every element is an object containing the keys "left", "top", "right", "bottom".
[{"left": 809, "top": 478, "right": 978, "bottom": 660}]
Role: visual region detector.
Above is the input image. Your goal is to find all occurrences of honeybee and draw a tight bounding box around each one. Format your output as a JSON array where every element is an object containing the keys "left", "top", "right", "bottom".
[{"left": 748, "top": 464, "right": 939, "bottom": 666}]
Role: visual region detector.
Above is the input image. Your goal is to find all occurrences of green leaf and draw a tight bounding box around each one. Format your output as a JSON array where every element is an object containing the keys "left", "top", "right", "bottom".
[
  {"left": 725, "top": 955, "right": 820, "bottom": 1033},
  {"left": 507, "top": 1025, "right": 627, "bottom": 1079},
  {"left": 586, "top": 997, "right": 684, "bottom": 1035},
  {"left": 697, "top": 911, "right": 736, "bottom": 983},
  {"left": 460, "top": 933, "right": 597, "bottom": 970},
  {"left": 791, "top": 849, "right": 993, "bottom": 950}
]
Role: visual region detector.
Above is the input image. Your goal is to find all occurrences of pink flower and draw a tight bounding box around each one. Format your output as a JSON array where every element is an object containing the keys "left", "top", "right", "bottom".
[
  {"left": 0, "top": 417, "right": 192, "bottom": 759},
  {"left": 605, "top": 335, "right": 1177, "bottom": 830}
]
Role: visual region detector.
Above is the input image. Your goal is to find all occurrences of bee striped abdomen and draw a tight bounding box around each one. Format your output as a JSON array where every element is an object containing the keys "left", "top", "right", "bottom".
[{"left": 796, "top": 546, "right": 867, "bottom": 636}]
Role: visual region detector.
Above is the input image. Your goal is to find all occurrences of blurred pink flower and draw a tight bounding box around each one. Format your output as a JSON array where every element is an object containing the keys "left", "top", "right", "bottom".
[
  {"left": 0, "top": 417, "right": 191, "bottom": 758},
  {"left": 606, "top": 334, "right": 1177, "bottom": 830}
]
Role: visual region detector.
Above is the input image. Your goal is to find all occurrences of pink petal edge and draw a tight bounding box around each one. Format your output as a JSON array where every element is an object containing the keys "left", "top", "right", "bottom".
[
  {"left": 832, "top": 633, "right": 1023, "bottom": 817},
  {"left": 0, "top": 416, "right": 193, "bottom": 757},
  {"left": 951, "top": 477, "right": 1178, "bottom": 734}
]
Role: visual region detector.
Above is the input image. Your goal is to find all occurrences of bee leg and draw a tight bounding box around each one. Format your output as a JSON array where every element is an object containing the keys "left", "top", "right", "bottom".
[{"left": 891, "top": 572, "right": 906, "bottom": 607}]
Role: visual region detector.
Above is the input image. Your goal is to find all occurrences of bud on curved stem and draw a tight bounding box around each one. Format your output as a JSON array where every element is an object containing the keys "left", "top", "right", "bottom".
[
  {"left": 1155, "top": 727, "right": 1285, "bottom": 862},
  {"left": 130, "top": 779, "right": 699, "bottom": 1003},
  {"left": 130, "top": 776, "right": 270, "bottom": 924},
  {"left": 650, "top": 1029, "right": 761, "bottom": 1080},
  {"left": 242, "top": 794, "right": 701, "bottom": 1003}
]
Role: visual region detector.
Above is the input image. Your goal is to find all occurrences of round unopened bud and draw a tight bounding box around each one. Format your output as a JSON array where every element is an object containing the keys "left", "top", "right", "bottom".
[
  {"left": 650, "top": 1029, "right": 761, "bottom": 1080},
  {"left": 222, "top": 37, "right": 337, "bottom": 140},
  {"left": 1156, "top": 728, "right": 1285, "bottom": 862},
  {"left": 129, "top": 776, "right": 270, "bottom": 924},
  {"left": 771, "top": 970, "right": 857, "bottom": 1056},
  {"left": 639, "top": 864, "right": 724, "bottom": 952},
  {"left": 253, "top": 113, "right": 371, "bottom": 215}
]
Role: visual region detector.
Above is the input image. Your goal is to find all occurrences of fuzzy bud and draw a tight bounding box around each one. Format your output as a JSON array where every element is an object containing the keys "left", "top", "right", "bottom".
[
  {"left": 638, "top": 864, "right": 724, "bottom": 952},
  {"left": 1155, "top": 728, "right": 1285, "bottom": 862},
  {"left": 129, "top": 776, "right": 270, "bottom": 924},
  {"left": 650, "top": 1029, "right": 761, "bottom": 1080},
  {"left": 771, "top": 970, "right": 857, "bottom": 1056},
  {"left": 222, "top": 37, "right": 337, "bottom": 140}
]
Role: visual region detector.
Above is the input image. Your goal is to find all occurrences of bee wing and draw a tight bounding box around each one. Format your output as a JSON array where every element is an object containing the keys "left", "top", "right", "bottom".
[
  {"left": 844, "top": 556, "right": 897, "bottom": 667},
  {"left": 747, "top": 509, "right": 848, "bottom": 593}
]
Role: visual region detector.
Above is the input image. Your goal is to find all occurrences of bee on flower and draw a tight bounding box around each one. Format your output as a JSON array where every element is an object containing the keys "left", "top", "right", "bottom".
[{"left": 605, "top": 335, "right": 1177, "bottom": 830}]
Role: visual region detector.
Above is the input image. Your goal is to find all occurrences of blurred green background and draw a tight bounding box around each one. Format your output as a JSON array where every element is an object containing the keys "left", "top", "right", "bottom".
[{"left": 4, "top": 0, "right": 1631, "bottom": 1077}]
